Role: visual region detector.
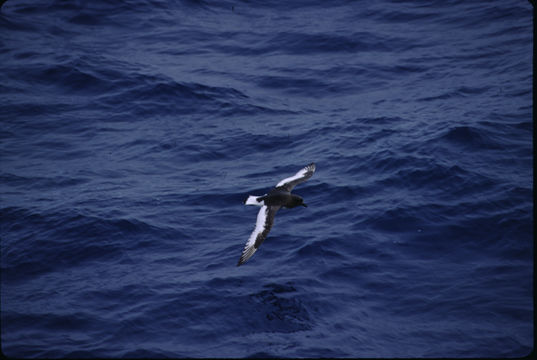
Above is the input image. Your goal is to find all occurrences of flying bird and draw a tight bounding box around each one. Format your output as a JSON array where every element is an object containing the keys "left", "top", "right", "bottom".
[{"left": 238, "top": 163, "right": 316, "bottom": 266}]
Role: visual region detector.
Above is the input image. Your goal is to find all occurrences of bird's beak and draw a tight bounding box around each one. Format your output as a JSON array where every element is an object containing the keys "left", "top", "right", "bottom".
[{"left": 302, "top": 203, "right": 308, "bottom": 207}]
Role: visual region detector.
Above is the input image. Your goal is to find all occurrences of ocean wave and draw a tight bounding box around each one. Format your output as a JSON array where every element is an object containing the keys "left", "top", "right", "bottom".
[
  {"left": 440, "top": 125, "right": 505, "bottom": 150},
  {"left": 0, "top": 206, "right": 182, "bottom": 282}
]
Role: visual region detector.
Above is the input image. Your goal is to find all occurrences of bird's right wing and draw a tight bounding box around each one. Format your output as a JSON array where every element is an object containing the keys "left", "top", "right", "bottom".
[{"left": 237, "top": 205, "right": 279, "bottom": 266}]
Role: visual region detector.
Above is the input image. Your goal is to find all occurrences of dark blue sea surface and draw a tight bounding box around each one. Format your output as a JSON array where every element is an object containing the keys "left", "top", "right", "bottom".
[{"left": 0, "top": 0, "right": 533, "bottom": 358}]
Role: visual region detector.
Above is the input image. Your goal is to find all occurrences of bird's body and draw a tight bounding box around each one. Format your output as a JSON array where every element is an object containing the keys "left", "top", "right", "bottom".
[
  {"left": 257, "top": 189, "right": 304, "bottom": 208},
  {"left": 238, "top": 163, "right": 316, "bottom": 266}
]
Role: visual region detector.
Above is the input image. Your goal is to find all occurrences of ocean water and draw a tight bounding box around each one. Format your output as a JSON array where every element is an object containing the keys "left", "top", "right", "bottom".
[{"left": 0, "top": 0, "right": 533, "bottom": 358}]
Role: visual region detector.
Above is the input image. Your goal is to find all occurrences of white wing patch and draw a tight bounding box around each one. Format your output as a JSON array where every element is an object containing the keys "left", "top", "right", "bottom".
[
  {"left": 276, "top": 163, "right": 315, "bottom": 188},
  {"left": 238, "top": 205, "right": 268, "bottom": 265}
]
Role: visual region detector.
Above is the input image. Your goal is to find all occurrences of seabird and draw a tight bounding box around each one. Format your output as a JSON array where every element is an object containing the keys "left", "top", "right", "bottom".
[{"left": 237, "top": 163, "right": 316, "bottom": 266}]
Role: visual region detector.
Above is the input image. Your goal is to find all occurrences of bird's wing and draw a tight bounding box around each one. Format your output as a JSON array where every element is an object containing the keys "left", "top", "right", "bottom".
[
  {"left": 237, "top": 205, "right": 280, "bottom": 266},
  {"left": 275, "top": 163, "right": 316, "bottom": 192}
]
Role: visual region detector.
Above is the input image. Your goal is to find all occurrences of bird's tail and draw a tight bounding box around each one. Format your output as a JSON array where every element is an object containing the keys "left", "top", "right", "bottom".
[{"left": 244, "top": 195, "right": 265, "bottom": 206}]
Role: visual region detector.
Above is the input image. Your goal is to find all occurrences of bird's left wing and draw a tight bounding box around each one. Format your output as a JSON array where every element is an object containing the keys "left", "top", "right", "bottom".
[
  {"left": 237, "top": 205, "right": 280, "bottom": 266},
  {"left": 275, "top": 163, "right": 316, "bottom": 192}
]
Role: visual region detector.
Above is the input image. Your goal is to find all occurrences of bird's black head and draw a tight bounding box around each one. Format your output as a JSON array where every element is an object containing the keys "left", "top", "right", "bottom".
[{"left": 287, "top": 195, "right": 307, "bottom": 208}]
